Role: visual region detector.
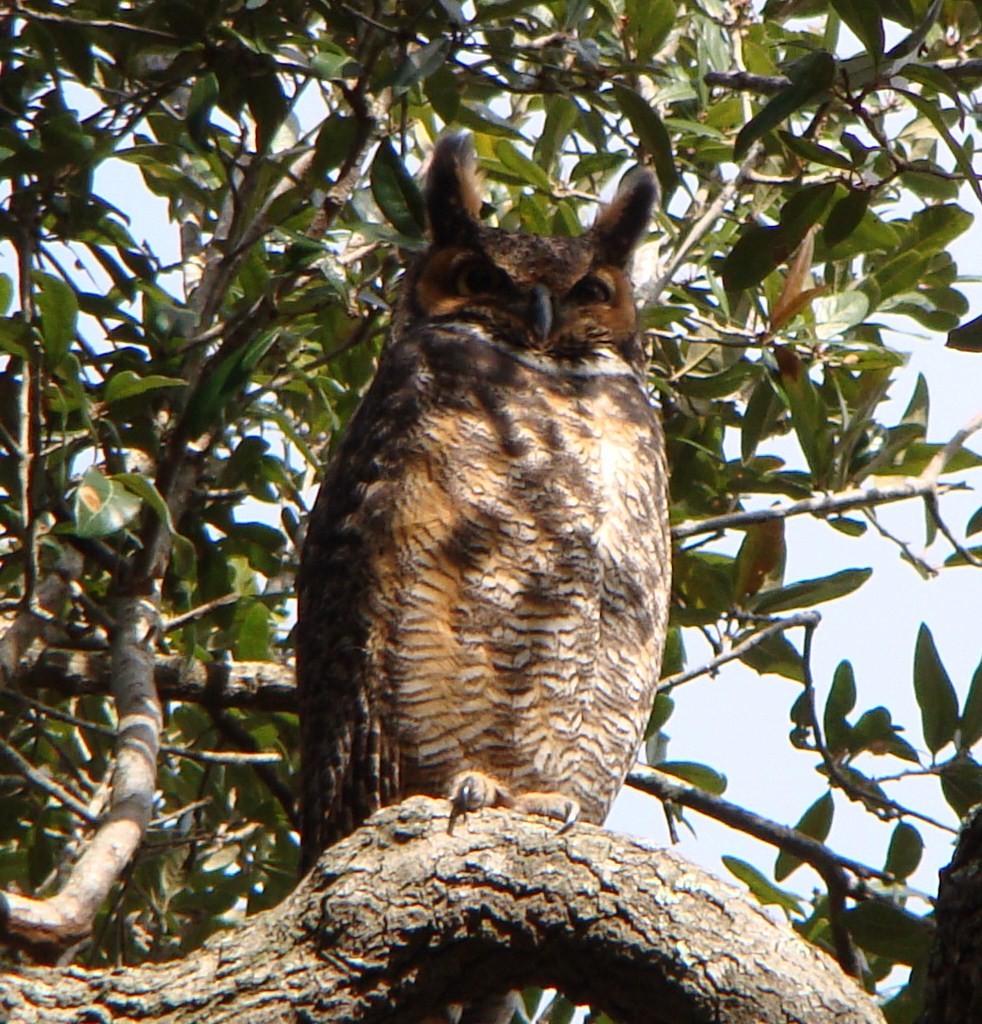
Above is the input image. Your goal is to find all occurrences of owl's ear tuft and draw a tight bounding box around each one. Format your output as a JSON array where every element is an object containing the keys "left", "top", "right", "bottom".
[
  {"left": 591, "top": 168, "right": 658, "bottom": 267},
  {"left": 426, "top": 134, "right": 484, "bottom": 246}
]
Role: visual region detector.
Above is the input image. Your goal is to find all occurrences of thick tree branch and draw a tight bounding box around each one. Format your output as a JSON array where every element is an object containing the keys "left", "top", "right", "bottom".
[
  {"left": 0, "top": 798, "right": 886, "bottom": 1024},
  {"left": 12, "top": 647, "right": 297, "bottom": 710},
  {"left": 1, "top": 595, "right": 162, "bottom": 949}
]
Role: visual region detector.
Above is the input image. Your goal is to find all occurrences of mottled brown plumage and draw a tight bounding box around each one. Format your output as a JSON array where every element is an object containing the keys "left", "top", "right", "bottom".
[{"left": 297, "top": 136, "right": 671, "bottom": 874}]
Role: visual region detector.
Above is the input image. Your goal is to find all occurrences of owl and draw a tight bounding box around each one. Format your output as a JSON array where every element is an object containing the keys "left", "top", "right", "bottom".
[{"left": 296, "top": 136, "right": 671, "bottom": 871}]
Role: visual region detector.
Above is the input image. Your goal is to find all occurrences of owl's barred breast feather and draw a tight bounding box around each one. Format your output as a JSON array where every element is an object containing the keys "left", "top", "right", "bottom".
[{"left": 297, "top": 135, "right": 671, "bottom": 892}]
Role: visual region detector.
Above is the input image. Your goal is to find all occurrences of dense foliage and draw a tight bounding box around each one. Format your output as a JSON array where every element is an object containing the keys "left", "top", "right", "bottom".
[{"left": 2, "top": 0, "right": 982, "bottom": 1019}]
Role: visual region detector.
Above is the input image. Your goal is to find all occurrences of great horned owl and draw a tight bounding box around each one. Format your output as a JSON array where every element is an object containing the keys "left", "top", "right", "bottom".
[{"left": 297, "top": 136, "right": 671, "bottom": 869}]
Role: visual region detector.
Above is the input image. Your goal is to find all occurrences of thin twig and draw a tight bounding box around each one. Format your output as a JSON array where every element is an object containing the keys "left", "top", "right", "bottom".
[
  {"left": 672, "top": 479, "right": 963, "bottom": 540},
  {"left": 661, "top": 611, "right": 820, "bottom": 691},
  {"left": 0, "top": 737, "right": 98, "bottom": 825}
]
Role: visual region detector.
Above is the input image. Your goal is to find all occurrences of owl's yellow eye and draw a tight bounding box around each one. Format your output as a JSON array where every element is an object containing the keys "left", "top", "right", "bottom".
[
  {"left": 453, "top": 260, "right": 510, "bottom": 296},
  {"left": 570, "top": 273, "right": 614, "bottom": 305}
]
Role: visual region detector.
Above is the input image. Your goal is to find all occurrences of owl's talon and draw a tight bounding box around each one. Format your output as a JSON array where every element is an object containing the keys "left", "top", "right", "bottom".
[
  {"left": 558, "top": 799, "right": 580, "bottom": 833},
  {"left": 447, "top": 771, "right": 514, "bottom": 833}
]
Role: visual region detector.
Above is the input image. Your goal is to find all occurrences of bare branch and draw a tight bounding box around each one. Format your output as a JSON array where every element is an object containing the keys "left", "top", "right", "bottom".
[
  {"left": 2, "top": 595, "right": 163, "bottom": 949},
  {"left": 0, "top": 737, "right": 98, "bottom": 824},
  {"left": 15, "top": 647, "right": 298, "bottom": 711},
  {"left": 672, "top": 478, "right": 963, "bottom": 541},
  {"left": 661, "top": 611, "right": 820, "bottom": 691},
  {"left": 0, "top": 552, "right": 81, "bottom": 692},
  {"left": 627, "top": 764, "right": 890, "bottom": 887}
]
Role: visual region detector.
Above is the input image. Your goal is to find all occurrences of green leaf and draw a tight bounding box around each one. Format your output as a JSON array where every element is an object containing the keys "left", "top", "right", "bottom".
[
  {"left": 779, "top": 130, "right": 852, "bottom": 170},
  {"left": 824, "top": 660, "right": 857, "bottom": 753},
  {"left": 184, "top": 329, "right": 279, "bottom": 438},
  {"left": 610, "top": 83, "right": 678, "bottom": 200},
  {"left": 739, "top": 632, "right": 805, "bottom": 682},
  {"left": 751, "top": 568, "right": 872, "bottom": 615},
  {"left": 104, "top": 371, "right": 185, "bottom": 404},
  {"left": 913, "top": 623, "right": 959, "bottom": 756},
  {"left": 0, "top": 274, "right": 12, "bottom": 315},
  {"left": 960, "top": 656, "right": 982, "bottom": 751},
  {"left": 391, "top": 38, "right": 451, "bottom": 97},
  {"left": 968, "top": 507, "right": 982, "bottom": 537},
  {"left": 645, "top": 692, "right": 674, "bottom": 736},
  {"left": 370, "top": 138, "right": 426, "bottom": 238},
  {"left": 73, "top": 467, "right": 142, "bottom": 538},
  {"left": 494, "top": 139, "right": 553, "bottom": 191},
  {"left": 844, "top": 902, "right": 932, "bottom": 966},
  {"left": 898, "top": 88, "right": 982, "bottom": 206},
  {"left": 850, "top": 707, "right": 920, "bottom": 763},
  {"left": 722, "top": 856, "right": 802, "bottom": 914},
  {"left": 884, "top": 822, "right": 923, "bottom": 880},
  {"left": 186, "top": 72, "right": 219, "bottom": 148},
  {"left": 35, "top": 272, "right": 78, "bottom": 365},
  {"left": 235, "top": 602, "right": 271, "bottom": 661},
  {"left": 658, "top": 761, "right": 727, "bottom": 794},
  {"left": 775, "top": 792, "right": 833, "bottom": 881},
  {"left": 948, "top": 311, "right": 982, "bottom": 352},
  {"left": 823, "top": 189, "right": 871, "bottom": 247},
  {"left": 829, "top": 0, "right": 884, "bottom": 61},
  {"left": 733, "top": 52, "right": 835, "bottom": 158},
  {"left": 114, "top": 473, "right": 197, "bottom": 578},
  {"left": 940, "top": 758, "right": 982, "bottom": 818}
]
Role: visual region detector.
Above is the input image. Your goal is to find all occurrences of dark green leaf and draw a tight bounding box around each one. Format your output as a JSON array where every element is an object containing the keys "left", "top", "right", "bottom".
[
  {"left": 823, "top": 189, "right": 871, "bottom": 247},
  {"left": 739, "top": 632, "right": 805, "bottom": 682},
  {"left": 733, "top": 52, "right": 835, "bottom": 158},
  {"left": 850, "top": 707, "right": 920, "bottom": 763},
  {"left": 913, "top": 623, "right": 959, "bottom": 756},
  {"left": 104, "top": 371, "right": 185, "bottom": 404},
  {"left": 370, "top": 139, "right": 426, "bottom": 238},
  {"left": 824, "top": 660, "right": 856, "bottom": 753},
  {"left": 960, "top": 657, "right": 982, "bottom": 752},
  {"left": 884, "top": 822, "right": 923, "bottom": 880},
  {"left": 779, "top": 130, "right": 852, "bottom": 170},
  {"left": 391, "top": 38, "right": 451, "bottom": 97},
  {"left": 829, "top": 0, "right": 884, "bottom": 60},
  {"left": 751, "top": 568, "right": 872, "bottom": 615},
  {"left": 940, "top": 758, "right": 982, "bottom": 818},
  {"left": 775, "top": 793, "right": 833, "bottom": 881},
  {"left": 844, "top": 902, "right": 931, "bottom": 966},
  {"left": 948, "top": 312, "right": 982, "bottom": 352},
  {"left": 186, "top": 72, "right": 219, "bottom": 148},
  {"left": 35, "top": 272, "right": 78, "bottom": 365},
  {"left": 611, "top": 83, "right": 678, "bottom": 200}
]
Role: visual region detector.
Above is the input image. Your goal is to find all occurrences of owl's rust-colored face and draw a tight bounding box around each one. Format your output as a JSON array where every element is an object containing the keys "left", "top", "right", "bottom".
[{"left": 395, "top": 135, "right": 657, "bottom": 367}]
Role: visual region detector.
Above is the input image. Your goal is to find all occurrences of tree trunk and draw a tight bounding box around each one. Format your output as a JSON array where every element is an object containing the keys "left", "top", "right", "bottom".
[
  {"left": 1, "top": 797, "right": 884, "bottom": 1024},
  {"left": 919, "top": 804, "right": 982, "bottom": 1024}
]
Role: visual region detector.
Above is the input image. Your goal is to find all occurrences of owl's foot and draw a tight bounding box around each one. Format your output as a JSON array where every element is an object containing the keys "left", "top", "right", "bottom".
[
  {"left": 513, "top": 790, "right": 580, "bottom": 832},
  {"left": 447, "top": 771, "right": 579, "bottom": 833}
]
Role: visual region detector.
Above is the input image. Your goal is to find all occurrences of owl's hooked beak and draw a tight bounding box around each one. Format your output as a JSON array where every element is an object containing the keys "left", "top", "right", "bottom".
[{"left": 528, "top": 283, "right": 555, "bottom": 342}]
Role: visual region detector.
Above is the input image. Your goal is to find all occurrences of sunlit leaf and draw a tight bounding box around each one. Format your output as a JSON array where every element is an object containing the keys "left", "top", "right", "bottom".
[
  {"left": 722, "top": 857, "right": 803, "bottom": 914},
  {"left": 658, "top": 761, "right": 727, "bottom": 794},
  {"left": 72, "top": 466, "right": 142, "bottom": 538},
  {"left": 775, "top": 792, "right": 833, "bottom": 881}
]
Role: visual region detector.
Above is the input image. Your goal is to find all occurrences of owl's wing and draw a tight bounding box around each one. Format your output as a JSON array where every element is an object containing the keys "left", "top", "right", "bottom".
[{"left": 296, "top": 338, "right": 426, "bottom": 866}]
